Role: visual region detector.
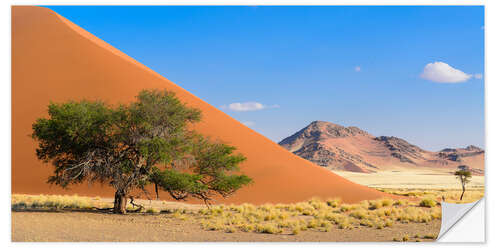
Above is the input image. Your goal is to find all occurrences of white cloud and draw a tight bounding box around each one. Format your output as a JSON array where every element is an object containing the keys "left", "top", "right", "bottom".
[
  {"left": 474, "top": 73, "right": 483, "bottom": 79},
  {"left": 242, "top": 121, "right": 255, "bottom": 127},
  {"left": 355, "top": 66, "right": 361, "bottom": 72},
  {"left": 220, "top": 102, "right": 279, "bottom": 112},
  {"left": 228, "top": 102, "right": 264, "bottom": 111},
  {"left": 420, "top": 62, "right": 472, "bottom": 83}
]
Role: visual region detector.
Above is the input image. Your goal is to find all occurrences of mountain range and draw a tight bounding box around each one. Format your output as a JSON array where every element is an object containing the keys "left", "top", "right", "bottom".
[{"left": 279, "top": 121, "right": 484, "bottom": 175}]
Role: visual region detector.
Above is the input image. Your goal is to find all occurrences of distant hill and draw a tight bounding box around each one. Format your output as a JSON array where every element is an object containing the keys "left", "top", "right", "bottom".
[{"left": 279, "top": 121, "right": 484, "bottom": 175}]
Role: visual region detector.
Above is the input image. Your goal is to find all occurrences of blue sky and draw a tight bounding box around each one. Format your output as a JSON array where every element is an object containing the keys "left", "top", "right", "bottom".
[{"left": 46, "top": 6, "right": 484, "bottom": 151}]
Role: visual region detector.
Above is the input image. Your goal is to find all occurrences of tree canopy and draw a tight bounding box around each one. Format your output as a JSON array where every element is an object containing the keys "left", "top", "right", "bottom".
[{"left": 32, "top": 89, "right": 252, "bottom": 213}]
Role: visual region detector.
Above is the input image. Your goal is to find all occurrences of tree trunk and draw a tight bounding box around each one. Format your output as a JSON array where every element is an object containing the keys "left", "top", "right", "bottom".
[
  {"left": 460, "top": 185, "right": 465, "bottom": 201},
  {"left": 113, "top": 190, "right": 127, "bottom": 214},
  {"left": 155, "top": 183, "right": 159, "bottom": 200}
]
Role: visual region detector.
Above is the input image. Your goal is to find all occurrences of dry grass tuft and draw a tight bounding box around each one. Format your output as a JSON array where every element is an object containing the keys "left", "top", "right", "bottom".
[
  {"left": 11, "top": 194, "right": 103, "bottom": 210},
  {"left": 326, "top": 198, "right": 342, "bottom": 208},
  {"left": 402, "top": 234, "right": 409, "bottom": 242},
  {"left": 377, "top": 188, "right": 484, "bottom": 204},
  {"left": 419, "top": 198, "right": 437, "bottom": 208},
  {"left": 146, "top": 207, "right": 160, "bottom": 214},
  {"left": 423, "top": 234, "right": 436, "bottom": 239}
]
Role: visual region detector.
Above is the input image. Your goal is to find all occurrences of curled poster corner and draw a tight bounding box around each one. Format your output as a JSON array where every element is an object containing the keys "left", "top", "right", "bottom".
[{"left": 437, "top": 198, "right": 484, "bottom": 242}]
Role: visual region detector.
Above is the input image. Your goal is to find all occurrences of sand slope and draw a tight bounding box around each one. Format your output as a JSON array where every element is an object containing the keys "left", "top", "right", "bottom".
[{"left": 12, "top": 6, "right": 389, "bottom": 204}]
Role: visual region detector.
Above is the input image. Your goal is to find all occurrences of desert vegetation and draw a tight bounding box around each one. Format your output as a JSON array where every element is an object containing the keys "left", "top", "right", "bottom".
[
  {"left": 12, "top": 194, "right": 441, "bottom": 239},
  {"left": 11, "top": 194, "right": 110, "bottom": 211},
  {"left": 376, "top": 187, "right": 484, "bottom": 204},
  {"left": 195, "top": 197, "right": 440, "bottom": 235}
]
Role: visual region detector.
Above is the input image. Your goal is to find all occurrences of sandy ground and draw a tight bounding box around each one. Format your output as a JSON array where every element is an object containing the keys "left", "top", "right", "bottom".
[
  {"left": 333, "top": 169, "right": 485, "bottom": 189},
  {"left": 12, "top": 211, "right": 439, "bottom": 242}
]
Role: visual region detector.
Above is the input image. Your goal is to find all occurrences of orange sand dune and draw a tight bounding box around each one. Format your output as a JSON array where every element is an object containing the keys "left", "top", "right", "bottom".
[{"left": 12, "top": 6, "right": 390, "bottom": 204}]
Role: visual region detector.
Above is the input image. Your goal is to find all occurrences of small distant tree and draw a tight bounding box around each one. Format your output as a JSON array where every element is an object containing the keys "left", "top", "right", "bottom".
[
  {"left": 454, "top": 165, "right": 472, "bottom": 201},
  {"left": 31, "top": 89, "right": 251, "bottom": 214}
]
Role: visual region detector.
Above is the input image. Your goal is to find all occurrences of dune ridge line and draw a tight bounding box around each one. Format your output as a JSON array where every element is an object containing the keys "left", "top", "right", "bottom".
[{"left": 12, "top": 6, "right": 391, "bottom": 204}]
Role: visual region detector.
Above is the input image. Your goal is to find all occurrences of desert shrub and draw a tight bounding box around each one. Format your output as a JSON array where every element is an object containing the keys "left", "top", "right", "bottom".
[
  {"left": 172, "top": 210, "right": 187, "bottom": 220},
  {"left": 337, "top": 219, "right": 353, "bottom": 229},
  {"left": 419, "top": 198, "right": 437, "bottom": 208},
  {"left": 384, "top": 219, "right": 394, "bottom": 227},
  {"left": 307, "top": 219, "right": 319, "bottom": 228},
  {"left": 381, "top": 198, "right": 394, "bottom": 207},
  {"left": 146, "top": 207, "right": 160, "bottom": 214},
  {"left": 423, "top": 234, "right": 436, "bottom": 239},
  {"left": 324, "top": 213, "right": 346, "bottom": 224},
  {"left": 340, "top": 204, "right": 355, "bottom": 212},
  {"left": 259, "top": 203, "right": 274, "bottom": 212},
  {"left": 393, "top": 200, "right": 405, "bottom": 206},
  {"left": 359, "top": 219, "right": 374, "bottom": 227},
  {"left": 256, "top": 223, "right": 282, "bottom": 234},
  {"left": 349, "top": 209, "right": 368, "bottom": 219},
  {"left": 326, "top": 198, "right": 342, "bottom": 208},
  {"left": 292, "top": 202, "right": 314, "bottom": 213},
  {"left": 224, "top": 226, "right": 237, "bottom": 233},
  {"left": 278, "top": 212, "right": 290, "bottom": 220},
  {"left": 239, "top": 224, "right": 255, "bottom": 232},
  {"left": 308, "top": 198, "right": 329, "bottom": 210},
  {"left": 369, "top": 200, "right": 383, "bottom": 210},
  {"left": 198, "top": 208, "right": 210, "bottom": 215},
  {"left": 430, "top": 207, "right": 442, "bottom": 219},
  {"left": 204, "top": 220, "right": 224, "bottom": 231}
]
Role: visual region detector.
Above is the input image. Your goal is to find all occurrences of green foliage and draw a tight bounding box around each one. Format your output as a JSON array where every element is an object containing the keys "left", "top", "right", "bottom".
[
  {"left": 32, "top": 101, "right": 114, "bottom": 187},
  {"left": 454, "top": 170, "right": 472, "bottom": 180},
  {"left": 31, "top": 89, "right": 251, "bottom": 212},
  {"left": 454, "top": 165, "right": 472, "bottom": 179},
  {"left": 191, "top": 137, "right": 252, "bottom": 195},
  {"left": 153, "top": 136, "right": 252, "bottom": 204},
  {"left": 153, "top": 168, "right": 206, "bottom": 198}
]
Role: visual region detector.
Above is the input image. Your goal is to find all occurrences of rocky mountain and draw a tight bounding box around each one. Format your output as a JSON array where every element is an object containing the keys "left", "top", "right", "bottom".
[{"left": 279, "top": 121, "right": 484, "bottom": 175}]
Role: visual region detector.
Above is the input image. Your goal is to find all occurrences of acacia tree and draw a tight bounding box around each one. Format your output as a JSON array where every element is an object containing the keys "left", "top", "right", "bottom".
[
  {"left": 454, "top": 165, "right": 472, "bottom": 201},
  {"left": 32, "top": 89, "right": 251, "bottom": 214}
]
